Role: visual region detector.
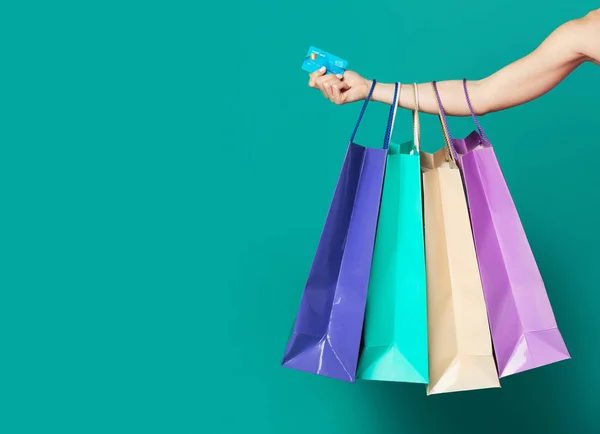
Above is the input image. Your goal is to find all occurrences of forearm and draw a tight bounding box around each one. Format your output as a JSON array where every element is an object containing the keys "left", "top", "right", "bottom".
[
  {"left": 369, "top": 18, "right": 588, "bottom": 116},
  {"left": 370, "top": 80, "right": 477, "bottom": 116}
]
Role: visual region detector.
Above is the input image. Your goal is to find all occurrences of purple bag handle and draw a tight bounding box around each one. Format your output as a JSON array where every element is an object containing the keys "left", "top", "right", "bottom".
[
  {"left": 431, "top": 81, "right": 459, "bottom": 164},
  {"left": 432, "top": 80, "right": 491, "bottom": 152},
  {"left": 462, "top": 78, "right": 489, "bottom": 143}
]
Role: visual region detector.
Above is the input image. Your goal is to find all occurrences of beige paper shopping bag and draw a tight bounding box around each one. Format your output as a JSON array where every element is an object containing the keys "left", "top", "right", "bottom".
[{"left": 420, "top": 83, "right": 500, "bottom": 395}]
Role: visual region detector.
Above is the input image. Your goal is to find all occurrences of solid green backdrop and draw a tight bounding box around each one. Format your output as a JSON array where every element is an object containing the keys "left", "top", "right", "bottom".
[{"left": 1, "top": 1, "right": 599, "bottom": 433}]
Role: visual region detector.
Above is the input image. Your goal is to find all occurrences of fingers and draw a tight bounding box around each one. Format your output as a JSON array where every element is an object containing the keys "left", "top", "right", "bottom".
[
  {"left": 308, "top": 67, "right": 351, "bottom": 104},
  {"left": 309, "top": 66, "right": 338, "bottom": 92},
  {"left": 308, "top": 66, "right": 327, "bottom": 88},
  {"left": 322, "top": 80, "right": 335, "bottom": 100},
  {"left": 330, "top": 81, "right": 350, "bottom": 104},
  {"left": 308, "top": 69, "right": 347, "bottom": 102},
  {"left": 323, "top": 80, "right": 350, "bottom": 104},
  {"left": 317, "top": 75, "right": 338, "bottom": 99}
]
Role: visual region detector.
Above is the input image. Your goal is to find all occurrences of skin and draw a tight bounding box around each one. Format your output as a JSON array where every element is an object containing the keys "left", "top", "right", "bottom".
[{"left": 309, "top": 9, "right": 600, "bottom": 116}]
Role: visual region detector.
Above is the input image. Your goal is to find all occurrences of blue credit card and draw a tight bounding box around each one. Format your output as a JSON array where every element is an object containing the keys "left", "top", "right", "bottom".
[{"left": 302, "top": 46, "right": 348, "bottom": 75}]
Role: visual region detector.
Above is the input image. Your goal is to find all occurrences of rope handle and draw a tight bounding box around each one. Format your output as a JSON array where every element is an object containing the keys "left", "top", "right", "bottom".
[
  {"left": 431, "top": 81, "right": 459, "bottom": 165},
  {"left": 412, "top": 83, "right": 420, "bottom": 152},
  {"left": 382, "top": 83, "right": 400, "bottom": 150},
  {"left": 350, "top": 80, "right": 399, "bottom": 150},
  {"left": 462, "top": 78, "right": 489, "bottom": 143},
  {"left": 349, "top": 80, "right": 377, "bottom": 144}
]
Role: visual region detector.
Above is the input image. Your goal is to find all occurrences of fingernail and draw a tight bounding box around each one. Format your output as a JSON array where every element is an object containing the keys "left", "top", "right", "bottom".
[
  {"left": 319, "top": 66, "right": 326, "bottom": 72},
  {"left": 336, "top": 74, "right": 343, "bottom": 79}
]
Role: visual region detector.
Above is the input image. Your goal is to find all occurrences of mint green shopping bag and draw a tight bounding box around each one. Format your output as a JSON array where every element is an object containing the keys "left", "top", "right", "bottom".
[{"left": 357, "top": 84, "right": 428, "bottom": 383}]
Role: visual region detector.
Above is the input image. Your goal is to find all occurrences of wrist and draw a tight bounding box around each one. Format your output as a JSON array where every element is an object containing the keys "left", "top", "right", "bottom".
[{"left": 370, "top": 82, "right": 394, "bottom": 105}]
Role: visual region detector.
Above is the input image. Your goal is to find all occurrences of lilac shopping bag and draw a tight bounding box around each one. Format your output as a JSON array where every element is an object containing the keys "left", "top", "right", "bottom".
[
  {"left": 282, "top": 82, "right": 400, "bottom": 382},
  {"left": 432, "top": 80, "right": 570, "bottom": 377}
]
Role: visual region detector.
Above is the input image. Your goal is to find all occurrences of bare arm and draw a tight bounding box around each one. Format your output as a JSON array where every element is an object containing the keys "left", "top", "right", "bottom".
[
  {"left": 310, "top": 10, "right": 600, "bottom": 115},
  {"left": 372, "top": 11, "right": 599, "bottom": 115}
]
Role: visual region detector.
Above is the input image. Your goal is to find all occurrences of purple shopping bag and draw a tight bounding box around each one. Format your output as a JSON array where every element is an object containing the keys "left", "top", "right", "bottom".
[
  {"left": 432, "top": 80, "right": 570, "bottom": 378},
  {"left": 282, "top": 82, "right": 400, "bottom": 382}
]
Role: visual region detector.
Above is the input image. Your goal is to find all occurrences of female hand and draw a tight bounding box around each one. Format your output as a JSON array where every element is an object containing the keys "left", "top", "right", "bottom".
[{"left": 308, "top": 67, "right": 370, "bottom": 105}]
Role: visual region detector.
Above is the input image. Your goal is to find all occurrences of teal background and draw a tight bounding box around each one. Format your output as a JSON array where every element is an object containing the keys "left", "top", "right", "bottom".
[{"left": 1, "top": 1, "right": 599, "bottom": 433}]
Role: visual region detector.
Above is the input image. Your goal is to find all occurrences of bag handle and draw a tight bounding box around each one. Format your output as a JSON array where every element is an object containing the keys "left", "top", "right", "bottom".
[
  {"left": 349, "top": 80, "right": 399, "bottom": 151},
  {"left": 462, "top": 78, "right": 489, "bottom": 143},
  {"left": 349, "top": 80, "right": 377, "bottom": 144},
  {"left": 431, "top": 81, "right": 459, "bottom": 166},
  {"left": 383, "top": 82, "right": 400, "bottom": 150},
  {"left": 412, "top": 82, "right": 420, "bottom": 152}
]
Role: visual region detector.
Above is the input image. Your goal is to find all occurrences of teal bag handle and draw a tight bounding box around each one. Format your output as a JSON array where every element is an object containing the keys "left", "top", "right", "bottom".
[
  {"left": 356, "top": 81, "right": 428, "bottom": 383},
  {"left": 382, "top": 83, "right": 400, "bottom": 150}
]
